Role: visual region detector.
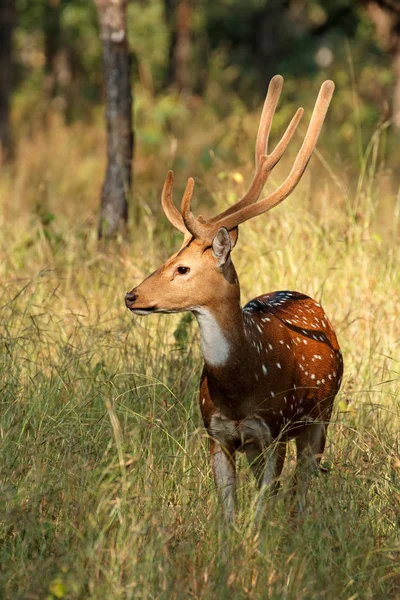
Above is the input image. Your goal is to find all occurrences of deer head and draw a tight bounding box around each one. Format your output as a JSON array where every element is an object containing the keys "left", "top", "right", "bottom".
[{"left": 125, "top": 76, "right": 334, "bottom": 316}]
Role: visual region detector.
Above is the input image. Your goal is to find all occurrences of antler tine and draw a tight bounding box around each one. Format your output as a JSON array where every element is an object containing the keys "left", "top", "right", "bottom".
[
  {"left": 255, "top": 74, "right": 283, "bottom": 168},
  {"left": 161, "top": 170, "right": 189, "bottom": 236},
  {"left": 180, "top": 177, "right": 209, "bottom": 239},
  {"left": 266, "top": 107, "right": 304, "bottom": 169},
  {"left": 212, "top": 80, "right": 334, "bottom": 234}
]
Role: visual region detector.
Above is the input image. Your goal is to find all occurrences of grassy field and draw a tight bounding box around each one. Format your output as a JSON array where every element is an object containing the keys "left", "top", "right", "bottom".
[{"left": 1, "top": 90, "right": 400, "bottom": 599}]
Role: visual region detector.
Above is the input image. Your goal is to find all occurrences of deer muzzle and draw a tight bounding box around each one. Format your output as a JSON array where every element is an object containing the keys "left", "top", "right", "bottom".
[
  {"left": 125, "top": 291, "right": 138, "bottom": 308},
  {"left": 125, "top": 290, "right": 158, "bottom": 314}
]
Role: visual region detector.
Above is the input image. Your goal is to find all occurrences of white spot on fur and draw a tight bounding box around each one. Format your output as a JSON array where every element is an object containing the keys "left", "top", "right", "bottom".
[{"left": 262, "top": 364, "right": 268, "bottom": 376}]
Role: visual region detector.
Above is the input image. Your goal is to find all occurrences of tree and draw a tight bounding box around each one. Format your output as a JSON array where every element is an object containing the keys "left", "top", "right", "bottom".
[
  {"left": 165, "top": 0, "right": 193, "bottom": 93},
  {"left": 0, "top": 0, "right": 15, "bottom": 164},
  {"left": 361, "top": 0, "right": 400, "bottom": 128},
  {"left": 95, "top": 0, "right": 134, "bottom": 238}
]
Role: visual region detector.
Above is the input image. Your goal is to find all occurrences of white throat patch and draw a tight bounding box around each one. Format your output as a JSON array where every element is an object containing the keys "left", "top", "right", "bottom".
[{"left": 194, "top": 309, "right": 230, "bottom": 367}]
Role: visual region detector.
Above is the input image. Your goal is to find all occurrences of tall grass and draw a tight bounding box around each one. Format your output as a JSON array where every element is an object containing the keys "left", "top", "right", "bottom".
[{"left": 0, "top": 93, "right": 399, "bottom": 598}]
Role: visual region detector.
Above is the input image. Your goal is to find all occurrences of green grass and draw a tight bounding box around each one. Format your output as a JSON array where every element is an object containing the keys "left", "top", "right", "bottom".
[{"left": 1, "top": 94, "right": 400, "bottom": 599}]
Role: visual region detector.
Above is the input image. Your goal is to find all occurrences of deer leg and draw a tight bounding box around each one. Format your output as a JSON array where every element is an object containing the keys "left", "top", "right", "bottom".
[
  {"left": 294, "top": 422, "right": 327, "bottom": 514},
  {"left": 245, "top": 441, "right": 286, "bottom": 522},
  {"left": 210, "top": 439, "right": 236, "bottom": 525}
]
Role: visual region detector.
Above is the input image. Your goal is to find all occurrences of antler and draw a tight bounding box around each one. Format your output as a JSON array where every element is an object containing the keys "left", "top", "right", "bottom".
[
  {"left": 161, "top": 76, "right": 334, "bottom": 245},
  {"left": 181, "top": 75, "right": 306, "bottom": 238},
  {"left": 209, "top": 75, "right": 304, "bottom": 223},
  {"left": 161, "top": 75, "right": 303, "bottom": 241},
  {"left": 161, "top": 170, "right": 193, "bottom": 245},
  {"left": 208, "top": 79, "right": 335, "bottom": 235}
]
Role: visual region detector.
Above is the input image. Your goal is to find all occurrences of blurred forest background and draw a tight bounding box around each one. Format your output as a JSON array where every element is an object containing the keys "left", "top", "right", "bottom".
[
  {"left": 1, "top": 2, "right": 400, "bottom": 599},
  {"left": 1, "top": 0, "right": 400, "bottom": 234}
]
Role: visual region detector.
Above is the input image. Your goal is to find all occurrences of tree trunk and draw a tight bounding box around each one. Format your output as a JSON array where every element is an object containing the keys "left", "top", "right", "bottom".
[
  {"left": 392, "top": 46, "right": 400, "bottom": 127},
  {"left": 174, "top": 1, "right": 192, "bottom": 93},
  {"left": 0, "top": 0, "right": 15, "bottom": 164},
  {"left": 362, "top": 0, "right": 400, "bottom": 129},
  {"left": 254, "top": 0, "right": 289, "bottom": 86},
  {"left": 164, "top": 0, "right": 192, "bottom": 93},
  {"left": 95, "top": 0, "right": 133, "bottom": 238}
]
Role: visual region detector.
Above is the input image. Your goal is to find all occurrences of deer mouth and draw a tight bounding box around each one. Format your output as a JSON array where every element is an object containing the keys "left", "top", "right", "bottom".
[{"left": 129, "top": 306, "right": 157, "bottom": 315}]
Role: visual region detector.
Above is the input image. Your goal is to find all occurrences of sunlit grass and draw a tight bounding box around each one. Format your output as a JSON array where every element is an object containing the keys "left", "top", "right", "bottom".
[{"left": 0, "top": 100, "right": 399, "bottom": 598}]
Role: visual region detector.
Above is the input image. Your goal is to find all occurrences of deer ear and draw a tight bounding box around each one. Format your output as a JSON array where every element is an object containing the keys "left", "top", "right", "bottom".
[{"left": 212, "top": 227, "right": 232, "bottom": 267}]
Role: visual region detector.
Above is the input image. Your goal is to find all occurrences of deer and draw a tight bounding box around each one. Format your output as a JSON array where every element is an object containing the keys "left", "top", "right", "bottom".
[{"left": 125, "top": 75, "right": 343, "bottom": 524}]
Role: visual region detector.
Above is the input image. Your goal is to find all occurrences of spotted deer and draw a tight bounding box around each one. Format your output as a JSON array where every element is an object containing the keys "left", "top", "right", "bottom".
[{"left": 125, "top": 76, "right": 343, "bottom": 523}]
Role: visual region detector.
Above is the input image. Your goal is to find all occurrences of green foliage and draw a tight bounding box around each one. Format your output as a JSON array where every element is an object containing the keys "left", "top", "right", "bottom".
[
  {"left": 11, "top": 0, "right": 392, "bottom": 118},
  {"left": 127, "top": 0, "right": 169, "bottom": 91},
  {"left": 10, "top": 0, "right": 397, "bottom": 171},
  {"left": 173, "top": 312, "right": 194, "bottom": 347}
]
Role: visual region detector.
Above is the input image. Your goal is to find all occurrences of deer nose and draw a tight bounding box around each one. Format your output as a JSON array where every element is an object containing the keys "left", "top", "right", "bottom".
[{"left": 125, "top": 291, "right": 138, "bottom": 308}]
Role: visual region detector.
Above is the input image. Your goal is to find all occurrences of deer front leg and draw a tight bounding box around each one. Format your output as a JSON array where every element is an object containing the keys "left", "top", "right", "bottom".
[
  {"left": 245, "top": 441, "right": 286, "bottom": 523},
  {"left": 210, "top": 439, "right": 236, "bottom": 525}
]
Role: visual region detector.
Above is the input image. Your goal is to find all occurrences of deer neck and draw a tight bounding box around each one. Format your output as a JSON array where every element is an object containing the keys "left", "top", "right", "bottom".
[{"left": 193, "top": 300, "right": 246, "bottom": 369}]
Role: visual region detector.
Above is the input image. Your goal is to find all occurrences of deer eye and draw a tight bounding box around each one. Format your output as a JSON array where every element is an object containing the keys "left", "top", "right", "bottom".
[{"left": 177, "top": 266, "right": 190, "bottom": 275}]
